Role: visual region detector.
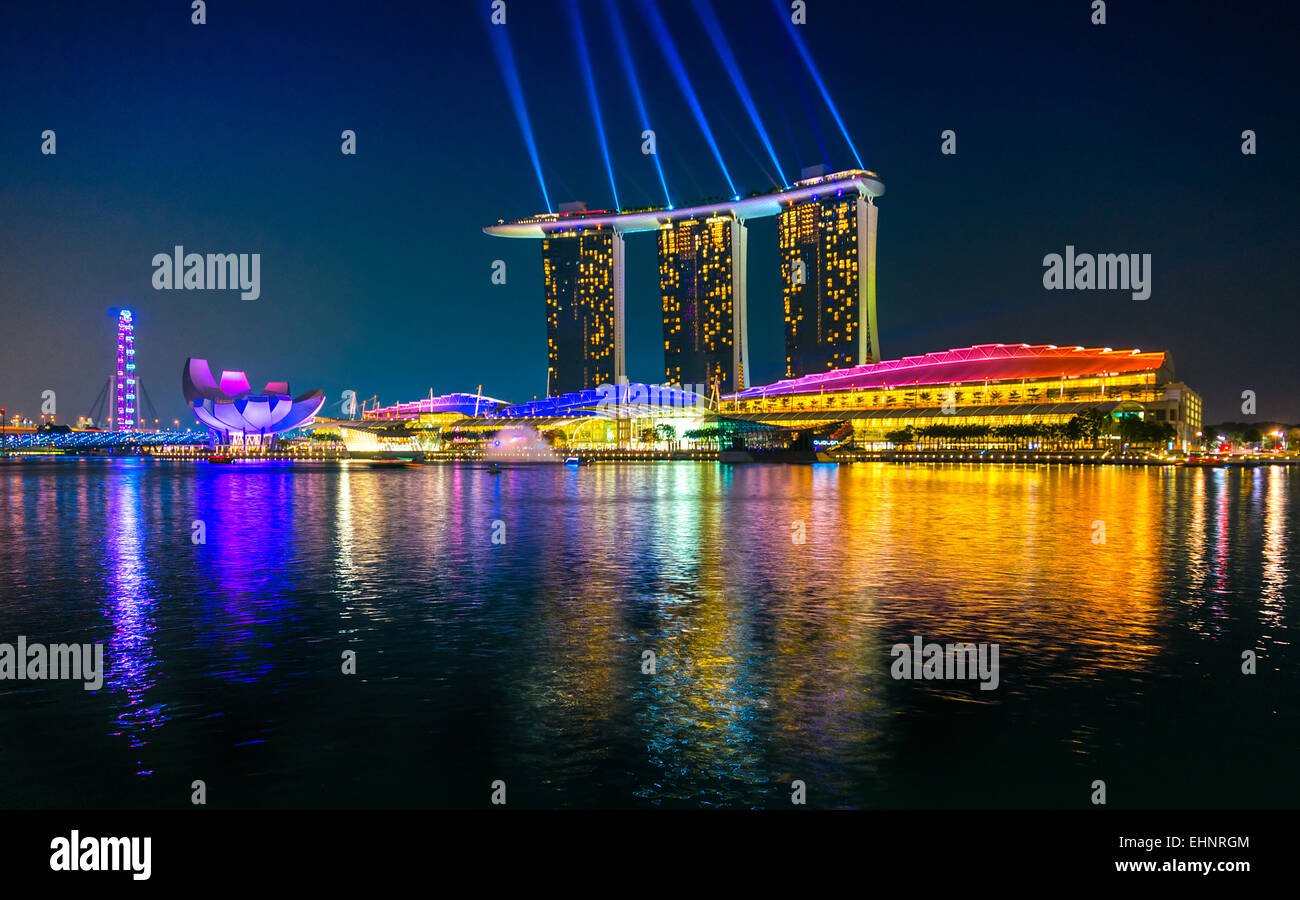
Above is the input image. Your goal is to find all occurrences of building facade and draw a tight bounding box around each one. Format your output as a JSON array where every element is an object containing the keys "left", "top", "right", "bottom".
[
  {"left": 778, "top": 183, "right": 880, "bottom": 378},
  {"left": 485, "top": 169, "right": 885, "bottom": 400},
  {"left": 335, "top": 344, "right": 1204, "bottom": 454},
  {"left": 724, "top": 343, "right": 1203, "bottom": 450},
  {"left": 542, "top": 226, "right": 626, "bottom": 395},
  {"left": 657, "top": 214, "right": 749, "bottom": 397}
]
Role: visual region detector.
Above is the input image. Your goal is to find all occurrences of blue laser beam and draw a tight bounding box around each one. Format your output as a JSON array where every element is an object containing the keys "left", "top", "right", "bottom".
[
  {"left": 637, "top": 0, "right": 737, "bottom": 198},
  {"left": 606, "top": 0, "right": 672, "bottom": 208},
  {"left": 785, "top": 47, "right": 832, "bottom": 171},
  {"left": 692, "top": 0, "right": 787, "bottom": 187},
  {"left": 488, "top": 20, "right": 552, "bottom": 213},
  {"left": 719, "top": 113, "right": 780, "bottom": 190},
  {"left": 567, "top": 0, "right": 620, "bottom": 211},
  {"left": 770, "top": 0, "right": 864, "bottom": 169}
]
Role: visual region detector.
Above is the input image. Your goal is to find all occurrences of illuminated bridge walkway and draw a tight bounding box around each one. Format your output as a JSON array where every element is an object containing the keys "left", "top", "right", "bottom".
[{"left": 1, "top": 431, "right": 212, "bottom": 451}]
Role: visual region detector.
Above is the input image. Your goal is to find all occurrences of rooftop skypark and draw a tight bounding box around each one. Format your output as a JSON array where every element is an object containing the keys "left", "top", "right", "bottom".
[{"left": 485, "top": 168, "right": 883, "bottom": 235}]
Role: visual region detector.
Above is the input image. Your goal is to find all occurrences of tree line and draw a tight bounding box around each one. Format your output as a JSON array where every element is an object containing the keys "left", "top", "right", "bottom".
[{"left": 884, "top": 412, "right": 1176, "bottom": 449}]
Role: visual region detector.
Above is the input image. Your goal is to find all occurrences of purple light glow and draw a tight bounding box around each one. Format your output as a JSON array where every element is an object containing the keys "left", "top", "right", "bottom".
[
  {"left": 183, "top": 358, "right": 325, "bottom": 442},
  {"left": 115, "top": 310, "right": 135, "bottom": 431}
]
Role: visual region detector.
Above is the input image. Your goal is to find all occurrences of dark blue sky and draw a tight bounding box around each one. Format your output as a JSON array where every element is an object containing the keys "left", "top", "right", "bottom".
[{"left": 1, "top": 0, "right": 1297, "bottom": 425}]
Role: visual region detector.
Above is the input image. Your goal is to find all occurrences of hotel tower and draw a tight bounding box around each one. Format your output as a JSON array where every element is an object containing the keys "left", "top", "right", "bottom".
[
  {"left": 777, "top": 174, "right": 880, "bottom": 377},
  {"left": 657, "top": 214, "right": 749, "bottom": 396},
  {"left": 542, "top": 223, "right": 626, "bottom": 396},
  {"left": 485, "top": 169, "right": 884, "bottom": 397}
]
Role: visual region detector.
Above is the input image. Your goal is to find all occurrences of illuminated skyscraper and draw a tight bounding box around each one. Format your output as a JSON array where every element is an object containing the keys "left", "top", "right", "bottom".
[
  {"left": 778, "top": 180, "right": 879, "bottom": 377},
  {"left": 486, "top": 169, "right": 883, "bottom": 394},
  {"left": 657, "top": 214, "right": 749, "bottom": 395},
  {"left": 113, "top": 309, "right": 136, "bottom": 430},
  {"left": 542, "top": 226, "right": 625, "bottom": 395}
]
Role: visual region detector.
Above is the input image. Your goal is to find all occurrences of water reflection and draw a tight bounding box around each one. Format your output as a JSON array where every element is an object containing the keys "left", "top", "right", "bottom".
[
  {"left": 102, "top": 460, "right": 166, "bottom": 770},
  {"left": 1262, "top": 469, "right": 1290, "bottom": 624},
  {"left": 0, "top": 458, "right": 1297, "bottom": 808}
]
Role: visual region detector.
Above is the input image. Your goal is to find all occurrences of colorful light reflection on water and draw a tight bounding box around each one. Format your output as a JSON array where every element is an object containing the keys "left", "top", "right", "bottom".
[{"left": 0, "top": 458, "right": 1296, "bottom": 808}]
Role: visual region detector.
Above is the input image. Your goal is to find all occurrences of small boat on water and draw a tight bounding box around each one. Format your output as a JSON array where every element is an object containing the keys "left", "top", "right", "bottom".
[
  {"left": 207, "top": 455, "right": 235, "bottom": 464},
  {"left": 488, "top": 462, "right": 503, "bottom": 474},
  {"left": 1177, "top": 456, "right": 1221, "bottom": 468},
  {"left": 565, "top": 455, "right": 588, "bottom": 467},
  {"left": 368, "top": 458, "right": 417, "bottom": 469}
]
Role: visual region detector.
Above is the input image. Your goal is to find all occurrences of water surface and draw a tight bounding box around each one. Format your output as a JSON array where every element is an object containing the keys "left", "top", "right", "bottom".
[{"left": 1, "top": 458, "right": 1295, "bottom": 808}]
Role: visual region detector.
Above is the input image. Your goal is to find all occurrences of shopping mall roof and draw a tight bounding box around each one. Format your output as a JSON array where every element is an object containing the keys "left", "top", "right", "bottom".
[
  {"left": 729, "top": 344, "right": 1169, "bottom": 400},
  {"left": 723, "top": 401, "right": 1131, "bottom": 423}
]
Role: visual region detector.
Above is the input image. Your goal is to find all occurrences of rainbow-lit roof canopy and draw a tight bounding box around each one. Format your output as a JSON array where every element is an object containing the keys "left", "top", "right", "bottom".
[
  {"left": 728, "top": 344, "right": 1170, "bottom": 399},
  {"left": 364, "top": 393, "right": 509, "bottom": 419}
]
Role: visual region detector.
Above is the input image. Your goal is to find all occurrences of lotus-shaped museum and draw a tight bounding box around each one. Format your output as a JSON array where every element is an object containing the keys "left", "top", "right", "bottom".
[{"left": 183, "top": 358, "right": 325, "bottom": 444}]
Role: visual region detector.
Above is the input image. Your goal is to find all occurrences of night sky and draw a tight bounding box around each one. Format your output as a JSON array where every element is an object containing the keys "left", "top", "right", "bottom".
[{"left": 1, "top": 0, "right": 1296, "bottom": 425}]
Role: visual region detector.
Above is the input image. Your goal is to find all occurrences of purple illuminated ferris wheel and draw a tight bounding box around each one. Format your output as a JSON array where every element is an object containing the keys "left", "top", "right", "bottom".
[
  {"left": 114, "top": 309, "right": 136, "bottom": 431},
  {"left": 86, "top": 309, "right": 162, "bottom": 431}
]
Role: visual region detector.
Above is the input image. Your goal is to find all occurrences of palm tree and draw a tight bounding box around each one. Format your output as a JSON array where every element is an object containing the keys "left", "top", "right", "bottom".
[{"left": 1076, "top": 410, "right": 1111, "bottom": 448}]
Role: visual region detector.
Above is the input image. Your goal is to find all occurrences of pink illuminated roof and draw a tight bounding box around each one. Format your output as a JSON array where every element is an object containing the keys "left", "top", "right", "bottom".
[
  {"left": 728, "top": 343, "right": 1169, "bottom": 399},
  {"left": 219, "top": 370, "right": 251, "bottom": 398}
]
